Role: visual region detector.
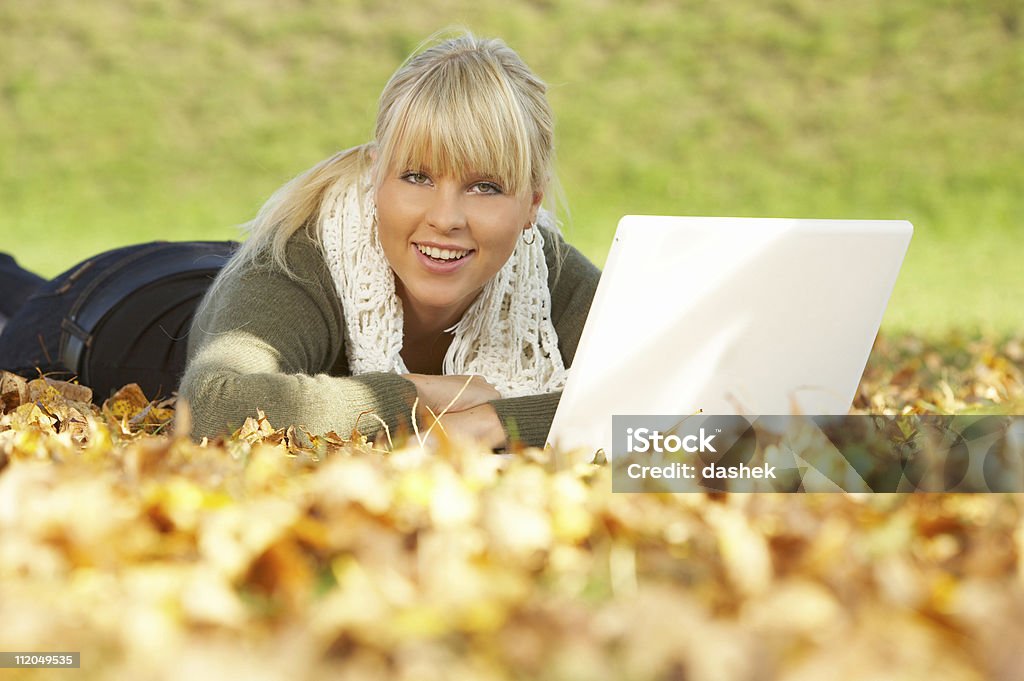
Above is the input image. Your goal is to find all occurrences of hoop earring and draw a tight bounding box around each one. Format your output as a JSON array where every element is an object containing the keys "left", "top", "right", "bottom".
[{"left": 522, "top": 223, "right": 537, "bottom": 245}]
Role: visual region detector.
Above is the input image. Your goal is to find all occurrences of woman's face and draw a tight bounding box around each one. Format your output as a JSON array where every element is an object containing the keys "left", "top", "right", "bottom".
[{"left": 375, "top": 164, "right": 541, "bottom": 332}]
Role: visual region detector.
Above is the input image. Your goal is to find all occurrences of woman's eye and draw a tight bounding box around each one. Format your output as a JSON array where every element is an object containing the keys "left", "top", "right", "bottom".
[
  {"left": 471, "top": 181, "right": 502, "bottom": 195},
  {"left": 402, "top": 172, "right": 431, "bottom": 185}
]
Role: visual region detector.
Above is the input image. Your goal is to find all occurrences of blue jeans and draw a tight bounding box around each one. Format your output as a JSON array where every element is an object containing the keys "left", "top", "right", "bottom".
[
  {"left": 0, "top": 242, "right": 236, "bottom": 400},
  {"left": 0, "top": 253, "right": 46, "bottom": 319}
]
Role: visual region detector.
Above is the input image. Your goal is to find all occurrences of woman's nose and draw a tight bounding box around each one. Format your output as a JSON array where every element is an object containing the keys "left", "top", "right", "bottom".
[{"left": 424, "top": 184, "right": 467, "bottom": 233}]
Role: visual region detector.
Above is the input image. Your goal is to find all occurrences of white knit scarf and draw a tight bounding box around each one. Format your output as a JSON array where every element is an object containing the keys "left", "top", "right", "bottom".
[{"left": 318, "top": 170, "right": 567, "bottom": 398}]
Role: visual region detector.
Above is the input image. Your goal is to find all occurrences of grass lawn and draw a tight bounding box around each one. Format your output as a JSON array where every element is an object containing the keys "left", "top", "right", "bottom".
[{"left": 2, "top": 0, "right": 1021, "bottom": 336}]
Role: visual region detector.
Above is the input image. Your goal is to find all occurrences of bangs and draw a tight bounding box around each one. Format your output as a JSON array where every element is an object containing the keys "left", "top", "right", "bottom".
[{"left": 376, "top": 55, "right": 536, "bottom": 196}]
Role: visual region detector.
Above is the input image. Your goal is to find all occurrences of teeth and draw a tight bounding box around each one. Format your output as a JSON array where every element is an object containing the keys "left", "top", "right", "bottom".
[{"left": 417, "top": 244, "right": 469, "bottom": 261}]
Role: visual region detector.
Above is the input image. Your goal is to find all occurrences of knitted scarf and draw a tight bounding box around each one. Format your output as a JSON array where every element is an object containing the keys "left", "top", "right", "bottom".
[{"left": 318, "top": 170, "right": 567, "bottom": 398}]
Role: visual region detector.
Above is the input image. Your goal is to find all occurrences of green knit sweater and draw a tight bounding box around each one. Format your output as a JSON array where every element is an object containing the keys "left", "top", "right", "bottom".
[{"left": 180, "top": 227, "right": 600, "bottom": 447}]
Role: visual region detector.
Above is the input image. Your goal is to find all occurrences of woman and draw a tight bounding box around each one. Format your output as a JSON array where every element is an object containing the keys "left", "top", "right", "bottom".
[
  {"left": 1, "top": 33, "right": 601, "bottom": 449},
  {"left": 184, "top": 33, "right": 600, "bottom": 450}
]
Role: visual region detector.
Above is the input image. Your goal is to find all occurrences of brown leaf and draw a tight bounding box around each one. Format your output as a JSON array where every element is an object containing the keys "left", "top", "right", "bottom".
[
  {"left": 245, "top": 537, "right": 316, "bottom": 613},
  {"left": 42, "top": 377, "right": 93, "bottom": 404},
  {"left": 102, "top": 383, "right": 151, "bottom": 423},
  {"left": 1, "top": 371, "right": 29, "bottom": 413},
  {"left": 233, "top": 409, "right": 277, "bottom": 443}
]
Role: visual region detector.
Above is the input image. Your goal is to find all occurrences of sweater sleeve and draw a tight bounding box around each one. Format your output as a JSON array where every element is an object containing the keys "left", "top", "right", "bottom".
[
  {"left": 488, "top": 232, "right": 601, "bottom": 448},
  {"left": 180, "top": 233, "right": 418, "bottom": 441}
]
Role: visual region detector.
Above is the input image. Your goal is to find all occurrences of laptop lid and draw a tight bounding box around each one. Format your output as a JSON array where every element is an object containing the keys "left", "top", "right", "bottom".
[{"left": 546, "top": 216, "right": 913, "bottom": 458}]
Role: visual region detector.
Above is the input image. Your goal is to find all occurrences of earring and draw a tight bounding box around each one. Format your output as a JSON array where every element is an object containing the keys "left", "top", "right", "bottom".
[{"left": 522, "top": 222, "right": 537, "bottom": 245}]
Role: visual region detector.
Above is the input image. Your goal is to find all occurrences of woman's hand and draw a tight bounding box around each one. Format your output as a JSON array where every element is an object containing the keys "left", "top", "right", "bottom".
[
  {"left": 397, "top": 375, "right": 506, "bottom": 449},
  {"left": 432, "top": 404, "right": 507, "bottom": 450},
  {"left": 403, "top": 374, "right": 500, "bottom": 419}
]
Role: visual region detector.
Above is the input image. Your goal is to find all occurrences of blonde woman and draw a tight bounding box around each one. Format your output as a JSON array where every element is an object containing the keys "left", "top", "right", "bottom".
[
  {"left": 1, "top": 33, "right": 600, "bottom": 449},
  {"left": 182, "top": 32, "right": 601, "bottom": 449}
]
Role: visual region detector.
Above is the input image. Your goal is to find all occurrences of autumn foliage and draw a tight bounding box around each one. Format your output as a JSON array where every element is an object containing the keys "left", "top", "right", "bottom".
[{"left": 1, "top": 334, "right": 1023, "bottom": 681}]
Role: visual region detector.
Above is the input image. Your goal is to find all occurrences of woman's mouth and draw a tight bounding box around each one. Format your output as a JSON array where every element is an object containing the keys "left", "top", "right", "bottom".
[
  {"left": 415, "top": 243, "right": 472, "bottom": 262},
  {"left": 413, "top": 243, "right": 475, "bottom": 272}
]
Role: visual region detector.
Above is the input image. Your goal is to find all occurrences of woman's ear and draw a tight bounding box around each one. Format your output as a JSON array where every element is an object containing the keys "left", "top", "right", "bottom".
[{"left": 529, "top": 191, "right": 544, "bottom": 222}]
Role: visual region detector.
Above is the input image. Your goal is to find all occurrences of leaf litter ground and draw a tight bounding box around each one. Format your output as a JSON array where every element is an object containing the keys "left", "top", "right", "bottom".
[{"left": 1, "top": 333, "right": 1024, "bottom": 681}]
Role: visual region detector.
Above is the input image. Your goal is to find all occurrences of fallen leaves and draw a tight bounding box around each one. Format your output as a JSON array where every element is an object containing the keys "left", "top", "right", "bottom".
[{"left": 0, "top": 333, "right": 1023, "bottom": 680}]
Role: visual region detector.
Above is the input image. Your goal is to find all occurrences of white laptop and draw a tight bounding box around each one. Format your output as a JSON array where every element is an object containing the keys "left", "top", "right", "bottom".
[{"left": 546, "top": 216, "right": 913, "bottom": 458}]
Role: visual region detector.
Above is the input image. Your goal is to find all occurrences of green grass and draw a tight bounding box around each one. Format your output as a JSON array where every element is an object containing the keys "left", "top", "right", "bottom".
[{"left": 2, "top": 0, "right": 1021, "bottom": 336}]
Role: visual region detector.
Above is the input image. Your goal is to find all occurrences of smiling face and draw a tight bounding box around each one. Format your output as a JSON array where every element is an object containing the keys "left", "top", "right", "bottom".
[
  {"left": 375, "top": 165, "right": 541, "bottom": 333},
  {"left": 369, "top": 36, "right": 555, "bottom": 335}
]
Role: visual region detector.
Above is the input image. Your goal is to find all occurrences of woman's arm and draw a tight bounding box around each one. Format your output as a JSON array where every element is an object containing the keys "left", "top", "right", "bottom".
[{"left": 180, "top": 233, "right": 419, "bottom": 441}]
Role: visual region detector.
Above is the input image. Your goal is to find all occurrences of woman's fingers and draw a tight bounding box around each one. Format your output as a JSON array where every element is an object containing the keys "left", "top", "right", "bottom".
[
  {"left": 443, "top": 375, "right": 500, "bottom": 411},
  {"left": 404, "top": 374, "right": 500, "bottom": 414},
  {"left": 434, "top": 405, "right": 507, "bottom": 449}
]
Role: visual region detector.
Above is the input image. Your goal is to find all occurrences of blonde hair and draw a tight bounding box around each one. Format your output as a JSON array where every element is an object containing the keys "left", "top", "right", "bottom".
[{"left": 213, "top": 31, "right": 564, "bottom": 289}]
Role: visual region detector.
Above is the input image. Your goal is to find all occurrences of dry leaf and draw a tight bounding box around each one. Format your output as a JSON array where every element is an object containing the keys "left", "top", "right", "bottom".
[{"left": 0, "top": 333, "right": 1021, "bottom": 680}]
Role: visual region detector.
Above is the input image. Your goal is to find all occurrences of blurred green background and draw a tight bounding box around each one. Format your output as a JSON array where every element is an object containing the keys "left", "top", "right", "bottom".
[{"left": 2, "top": 0, "right": 1021, "bottom": 336}]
